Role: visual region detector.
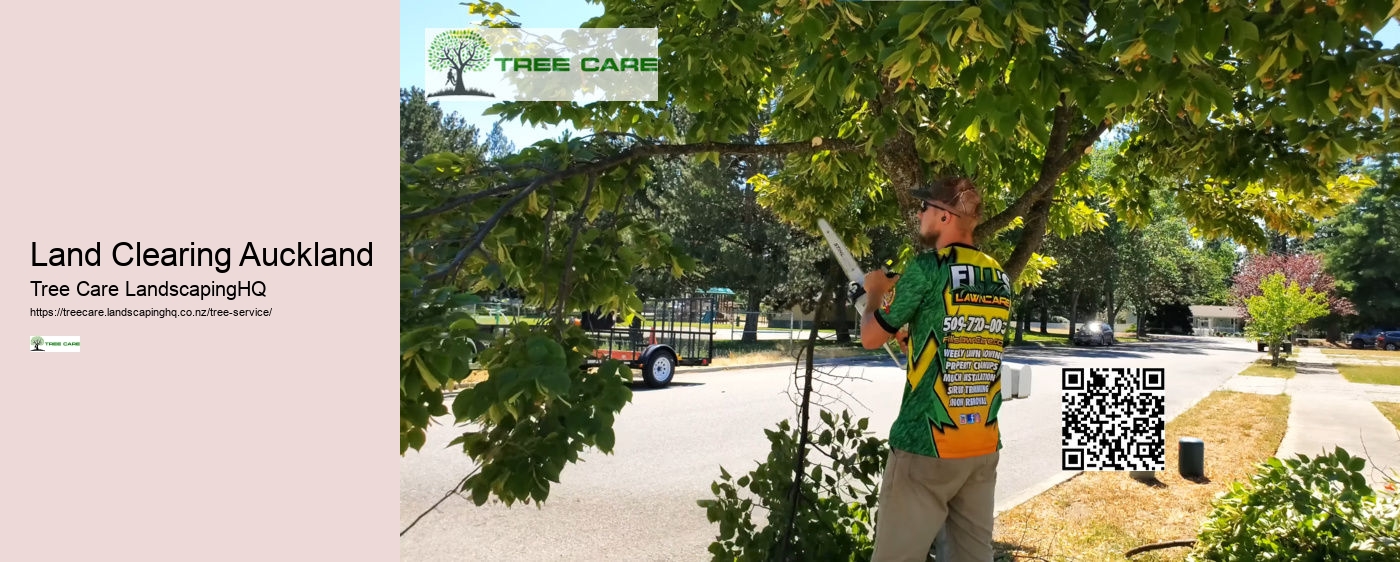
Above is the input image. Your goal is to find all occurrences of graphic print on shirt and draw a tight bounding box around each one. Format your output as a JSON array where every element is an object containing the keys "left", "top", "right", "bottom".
[
  {"left": 930, "top": 257, "right": 1011, "bottom": 458},
  {"left": 880, "top": 245, "right": 1012, "bottom": 459}
]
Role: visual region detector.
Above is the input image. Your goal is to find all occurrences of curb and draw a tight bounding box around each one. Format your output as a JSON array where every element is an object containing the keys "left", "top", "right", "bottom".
[{"left": 995, "top": 471, "right": 1082, "bottom": 516}]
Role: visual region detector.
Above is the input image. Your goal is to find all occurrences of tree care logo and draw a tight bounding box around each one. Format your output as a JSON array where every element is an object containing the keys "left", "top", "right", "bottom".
[
  {"left": 30, "top": 336, "right": 80, "bottom": 352},
  {"left": 428, "top": 29, "right": 495, "bottom": 98},
  {"left": 425, "top": 28, "right": 659, "bottom": 102}
]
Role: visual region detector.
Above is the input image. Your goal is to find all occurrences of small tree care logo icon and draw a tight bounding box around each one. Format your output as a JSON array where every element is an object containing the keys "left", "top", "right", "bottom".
[
  {"left": 428, "top": 29, "right": 495, "bottom": 98},
  {"left": 29, "top": 336, "right": 80, "bottom": 352}
]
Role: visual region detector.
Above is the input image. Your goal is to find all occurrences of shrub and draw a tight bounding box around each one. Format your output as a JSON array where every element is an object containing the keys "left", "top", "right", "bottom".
[
  {"left": 1189, "top": 448, "right": 1400, "bottom": 561},
  {"left": 697, "top": 410, "right": 888, "bottom": 561}
]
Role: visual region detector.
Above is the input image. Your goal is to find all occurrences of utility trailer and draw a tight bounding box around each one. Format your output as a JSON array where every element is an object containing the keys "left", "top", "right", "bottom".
[{"left": 580, "top": 297, "right": 716, "bottom": 388}]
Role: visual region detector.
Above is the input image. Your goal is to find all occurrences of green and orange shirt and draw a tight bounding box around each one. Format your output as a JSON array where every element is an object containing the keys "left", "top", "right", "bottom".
[{"left": 873, "top": 243, "right": 1013, "bottom": 459}]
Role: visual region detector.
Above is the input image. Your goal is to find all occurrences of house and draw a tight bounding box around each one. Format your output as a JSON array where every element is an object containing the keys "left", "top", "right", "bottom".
[{"left": 1189, "top": 305, "right": 1244, "bottom": 336}]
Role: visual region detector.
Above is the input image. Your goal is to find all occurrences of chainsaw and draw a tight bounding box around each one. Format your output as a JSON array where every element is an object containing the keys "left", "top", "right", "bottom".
[{"left": 817, "top": 219, "right": 905, "bottom": 369}]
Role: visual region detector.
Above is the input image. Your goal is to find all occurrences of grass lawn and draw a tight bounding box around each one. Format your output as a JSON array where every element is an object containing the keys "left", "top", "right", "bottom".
[
  {"left": 1239, "top": 358, "right": 1297, "bottom": 379},
  {"left": 1376, "top": 402, "right": 1400, "bottom": 431},
  {"left": 1335, "top": 364, "right": 1400, "bottom": 386},
  {"left": 710, "top": 339, "right": 886, "bottom": 367},
  {"left": 1321, "top": 348, "right": 1400, "bottom": 362},
  {"left": 1010, "top": 332, "right": 1070, "bottom": 346},
  {"left": 994, "top": 391, "right": 1291, "bottom": 562}
]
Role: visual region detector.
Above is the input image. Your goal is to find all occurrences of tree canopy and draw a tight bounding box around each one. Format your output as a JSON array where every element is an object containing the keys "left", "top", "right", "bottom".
[
  {"left": 477, "top": 0, "right": 1391, "bottom": 283},
  {"left": 1312, "top": 159, "right": 1400, "bottom": 328},
  {"left": 401, "top": 0, "right": 1400, "bottom": 511}
]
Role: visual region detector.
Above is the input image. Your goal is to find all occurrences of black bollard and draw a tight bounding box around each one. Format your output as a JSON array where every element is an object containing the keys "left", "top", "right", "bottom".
[{"left": 1180, "top": 437, "right": 1205, "bottom": 479}]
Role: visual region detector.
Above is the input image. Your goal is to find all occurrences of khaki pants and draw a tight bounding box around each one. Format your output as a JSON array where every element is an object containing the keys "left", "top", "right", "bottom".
[{"left": 872, "top": 448, "right": 998, "bottom": 562}]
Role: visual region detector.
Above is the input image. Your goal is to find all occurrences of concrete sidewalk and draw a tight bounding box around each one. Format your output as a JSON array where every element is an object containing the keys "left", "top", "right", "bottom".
[{"left": 1221, "top": 347, "right": 1400, "bottom": 487}]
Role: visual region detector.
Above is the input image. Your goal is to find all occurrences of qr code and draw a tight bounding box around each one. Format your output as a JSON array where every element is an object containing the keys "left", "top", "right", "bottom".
[{"left": 1061, "top": 367, "right": 1165, "bottom": 471}]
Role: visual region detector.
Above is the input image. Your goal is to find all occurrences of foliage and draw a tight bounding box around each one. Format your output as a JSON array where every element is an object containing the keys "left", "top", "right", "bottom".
[
  {"left": 408, "top": 0, "right": 1400, "bottom": 511},
  {"left": 485, "top": 121, "right": 517, "bottom": 162},
  {"left": 641, "top": 108, "right": 806, "bottom": 331},
  {"left": 1244, "top": 272, "right": 1330, "bottom": 366},
  {"left": 400, "top": 87, "right": 484, "bottom": 163},
  {"left": 697, "top": 410, "right": 888, "bottom": 561},
  {"left": 1190, "top": 447, "right": 1400, "bottom": 561},
  {"left": 427, "top": 29, "right": 492, "bottom": 74},
  {"left": 1102, "top": 211, "right": 1224, "bottom": 333},
  {"left": 482, "top": 0, "right": 1400, "bottom": 284},
  {"left": 399, "top": 135, "right": 693, "bottom": 509},
  {"left": 445, "top": 322, "right": 633, "bottom": 506},
  {"left": 1313, "top": 161, "right": 1400, "bottom": 329},
  {"left": 1232, "top": 252, "right": 1355, "bottom": 316}
]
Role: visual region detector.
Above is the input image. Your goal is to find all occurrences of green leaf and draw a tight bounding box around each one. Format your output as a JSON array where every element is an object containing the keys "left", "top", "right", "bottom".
[
  {"left": 536, "top": 366, "right": 572, "bottom": 396},
  {"left": 407, "top": 428, "right": 426, "bottom": 450},
  {"left": 963, "top": 119, "right": 981, "bottom": 142},
  {"left": 1103, "top": 80, "right": 1137, "bottom": 108},
  {"left": 415, "top": 356, "right": 442, "bottom": 391},
  {"left": 1232, "top": 19, "right": 1259, "bottom": 46},
  {"left": 597, "top": 427, "right": 616, "bottom": 452}
]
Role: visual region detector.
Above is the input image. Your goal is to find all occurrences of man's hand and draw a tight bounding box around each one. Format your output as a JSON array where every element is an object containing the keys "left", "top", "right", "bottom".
[
  {"left": 864, "top": 270, "right": 897, "bottom": 300},
  {"left": 896, "top": 327, "right": 910, "bottom": 354}
]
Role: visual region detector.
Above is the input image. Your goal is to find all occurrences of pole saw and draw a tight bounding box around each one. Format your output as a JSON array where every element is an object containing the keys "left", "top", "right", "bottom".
[{"left": 817, "top": 219, "right": 905, "bottom": 369}]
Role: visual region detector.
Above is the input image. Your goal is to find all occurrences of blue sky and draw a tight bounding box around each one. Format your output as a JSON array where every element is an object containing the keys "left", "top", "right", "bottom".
[{"left": 400, "top": 0, "right": 1399, "bottom": 147}]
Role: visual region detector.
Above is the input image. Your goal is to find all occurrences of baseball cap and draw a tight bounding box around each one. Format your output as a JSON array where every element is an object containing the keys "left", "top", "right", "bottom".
[{"left": 910, "top": 177, "right": 983, "bottom": 220}]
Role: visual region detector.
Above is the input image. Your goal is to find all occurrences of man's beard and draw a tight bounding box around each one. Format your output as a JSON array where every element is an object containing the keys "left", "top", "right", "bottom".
[{"left": 917, "top": 229, "right": 940, "bottom": 249}]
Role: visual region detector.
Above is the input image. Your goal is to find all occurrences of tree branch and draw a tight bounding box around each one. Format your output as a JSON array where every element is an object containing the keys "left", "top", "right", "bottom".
[
  {"left": 401, "top": 183, "right": 523, "bottom": 221},
  {"left": 1124, "top": 539, "right": 1196, "bottom": 557},
  {"left": 554, "top": 173, "right": 598, "bottom": 319},
  {"left": 422, "top": 177, "right": 544, "bottom": 283},
  {"left": 400, "top": 466, "right": 481, "bottom": 536},
  {"left": 976, "top": 99, "right": 1074, "bottom": 240},
  {"left": 776, "top": 293, "right": 825, "bottom": 562},
  {"left": 400, "top": 138, "right": 861, "bottom": 222}
]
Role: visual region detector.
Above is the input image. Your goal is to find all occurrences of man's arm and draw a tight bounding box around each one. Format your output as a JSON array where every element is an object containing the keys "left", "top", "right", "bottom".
[{"left": 861, "top": 271, "right": 896, "bottom": 350}]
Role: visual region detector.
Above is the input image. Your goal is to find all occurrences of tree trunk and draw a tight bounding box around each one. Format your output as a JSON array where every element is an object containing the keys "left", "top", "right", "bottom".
[
  {"left": 742, "top": 289, "right": 761, "bottom": 343},
  {"left": 1014, "top": 290, "right": 1029, "bottom": 344},
  {"left": 1039, "top": 303, "right": 1049, "bottom": 334},
  {"left": 1105, "top": 280, "right": 1116, "bottom": 328},
  {"left": 832, "top": 263, "right": 851, "bottom": 343},
  {"left": 1068, "top": 288, "right": 1081, "bottom": 342},
  {"left": 452, "top": 65, "right": 467, "bottom": 93},
  {"left": 1271, "top": 342, "right": 1280, "bottom": 368}
]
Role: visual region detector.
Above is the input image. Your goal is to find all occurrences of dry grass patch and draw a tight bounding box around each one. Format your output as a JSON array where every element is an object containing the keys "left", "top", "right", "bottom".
[
  {"left": 994, "top": 391, "right": 1291, "bottom": 562},
  {"left": 1239, "top": 357, "right": 1297, "bottom": 379},
  {"left": 1336, "top": 364, "right": 1400, "bottom": 386},
  {"left": 1376, "top": 402, "right": 1400, "bottom": 431},
  {"left": 1321, "top": 348, "right": 1400, "bottom": 362}
]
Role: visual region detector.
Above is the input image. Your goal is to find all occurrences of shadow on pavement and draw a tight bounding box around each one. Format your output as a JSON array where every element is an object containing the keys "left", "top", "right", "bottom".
[
  {"left": 1008, "top": 335, "right": 1255, "bottom": 363},
  {"left": 630, "top": 381, "right": 706, "bottom": 392}
]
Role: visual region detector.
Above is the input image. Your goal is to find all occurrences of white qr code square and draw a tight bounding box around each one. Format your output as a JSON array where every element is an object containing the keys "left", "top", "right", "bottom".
[{"left": 1061, "top": 367, "right": 1165, "bottom": 471}]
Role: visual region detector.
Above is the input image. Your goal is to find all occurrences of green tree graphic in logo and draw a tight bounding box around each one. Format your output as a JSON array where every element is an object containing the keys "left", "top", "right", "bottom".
[
  {"left": 428, "top": 30, "right": 495, "bottom": 98},
  {"left": 30, "top": 336, "right": 45, "bottom": 351}
]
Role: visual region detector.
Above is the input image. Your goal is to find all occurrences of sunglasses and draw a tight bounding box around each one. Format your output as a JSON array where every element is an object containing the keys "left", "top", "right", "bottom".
[{"left": 920, "top": 199, "right": 961, "bottom": 217}]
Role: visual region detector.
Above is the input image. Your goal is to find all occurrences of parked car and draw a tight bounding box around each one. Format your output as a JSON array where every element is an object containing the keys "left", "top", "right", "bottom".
[
  {"left": 1350, "top": 329, "right": 1385, "bottom": 349},
  {"left": 1072, "top": 321, "right": 1116, "bottom": 346},
  {"left": 1377, "top": 331, "right": 1400, "bottom": 351}
]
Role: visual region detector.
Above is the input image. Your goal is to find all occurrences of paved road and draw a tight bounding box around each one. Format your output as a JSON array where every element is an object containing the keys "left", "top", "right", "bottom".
[{"left": 400, "top": 336, "right": 1260, "bottom": 561}]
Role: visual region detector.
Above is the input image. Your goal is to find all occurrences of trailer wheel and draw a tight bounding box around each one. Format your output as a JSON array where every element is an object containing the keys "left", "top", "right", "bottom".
[{"left": 642, "top": 350, "right": 676, "bottom": 388}]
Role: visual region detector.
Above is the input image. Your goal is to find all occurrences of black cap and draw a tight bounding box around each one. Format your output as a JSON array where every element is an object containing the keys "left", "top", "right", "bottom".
[{"left": 910, "top": 177, "right": 983, "bottom": 220}]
